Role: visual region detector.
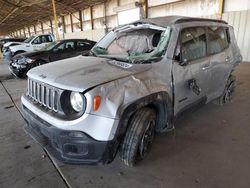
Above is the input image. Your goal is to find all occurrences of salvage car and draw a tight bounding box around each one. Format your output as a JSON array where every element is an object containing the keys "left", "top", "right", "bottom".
[
  {"left": 21, "top": 16, "right": 242, "bottom": 166},
  {"left": 8, "top": 34, "right": 55, "bottom": 57},
  {"left": 9, "top": 39, "right": 96, "bottom": 78}
]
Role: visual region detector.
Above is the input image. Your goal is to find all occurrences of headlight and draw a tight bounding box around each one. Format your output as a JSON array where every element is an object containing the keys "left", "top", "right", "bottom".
[
  {"left": 70, "top": 92, "right": 84, "bottom": 112},
  {"left": 25, "top": 57, "right": 34, "bottom": 64}
]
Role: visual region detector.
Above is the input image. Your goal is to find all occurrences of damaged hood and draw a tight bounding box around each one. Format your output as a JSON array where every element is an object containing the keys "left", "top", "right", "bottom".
[{"left": 27, "top": 55, "right": 151, "bottom": 92}]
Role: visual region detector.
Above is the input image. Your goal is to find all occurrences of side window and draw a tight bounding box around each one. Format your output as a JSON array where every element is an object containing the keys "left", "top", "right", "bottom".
[
  {"left": 32, "top": 37, "right": 42, "bottom": 44},
  {"left": 47, "top": 35, "right": 53, "bottom": 42},
  {"left": 55, "top": 41, "right": 74, "bottom": 51},
  {"left": 41, "top": 35, "right": 53, "bottom": 43},
  {"left": 207, "top": 27, "right": 229, "bottom": 55},
  {"left": 65, "top": 41, "right": 74, "bottom": 50},
  {"left": 76, "top": 41, "right": 91, "bottom": 50},
  {"left": 180, "top": 27, "right": 207, "bottom": 62}
]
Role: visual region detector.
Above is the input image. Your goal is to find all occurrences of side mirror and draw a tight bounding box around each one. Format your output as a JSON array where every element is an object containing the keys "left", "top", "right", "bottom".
[{"left": 179, "top": 58, "right": 188, "bottom": 66}]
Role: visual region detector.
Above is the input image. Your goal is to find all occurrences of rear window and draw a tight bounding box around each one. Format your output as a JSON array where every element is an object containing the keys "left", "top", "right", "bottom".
[
  {"left": 207, "top": 27, "right": 229, "bottom": 55},
  {"left": 76, "top": 41, "right": 92, "bottom": 50}
]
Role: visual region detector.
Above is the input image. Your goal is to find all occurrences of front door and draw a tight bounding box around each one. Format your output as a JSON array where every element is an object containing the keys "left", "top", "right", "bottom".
[
  {"left": 50, "top": 41, "right": 75, "bottom": 62},
  {"left": 173, "top": 26, "right": 212, "bottom": 115},
  {"left": 32, "top": 35, "right": 53, "bottom": 51}
]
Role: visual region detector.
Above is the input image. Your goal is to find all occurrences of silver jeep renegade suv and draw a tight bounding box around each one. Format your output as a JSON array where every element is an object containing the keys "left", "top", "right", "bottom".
[{"left": 22, "top": 16, "right": 242, "bottom": 166}]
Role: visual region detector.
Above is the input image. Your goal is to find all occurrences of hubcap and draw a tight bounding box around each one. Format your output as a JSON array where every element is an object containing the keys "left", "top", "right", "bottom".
[{"left": 139, "top": 120, "right": 155, "bottom": 159}]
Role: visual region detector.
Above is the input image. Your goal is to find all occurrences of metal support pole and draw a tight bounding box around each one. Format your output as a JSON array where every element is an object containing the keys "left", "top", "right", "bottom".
[
  {"left": 28, "top": 26, "right": 31, "bottom": 36},
  {"left": 51, "top": 0, "right": 60, "bottom": 40},
  {"left": 79, "top": 10, "right": 83, "bottom": 31},
  {"left": 70, "top": 14, "right": 74, "bottom": 32},
  {"left": 62, "top": 16, "right": 66, "bottom": 39},
  {"left": 50, "top": 19, "right": 54, "bottom": 34},
  {"left": 41, "top": 22, "right": 44, "bottom": 34},
  {"left": 34, "top": 25, "right": 37, "bottom": 34},
  {"left": 104, "top": 1, "right": 108, "bottom": 33},
  {"left": 90, "top": 7, "right": 94, "bottom": 30},
  {"left": 23, "top": 28, "right": 26, "bottom": 37},
  {"left": 218, "top": 0, "right": 224, "bottom": 18}
]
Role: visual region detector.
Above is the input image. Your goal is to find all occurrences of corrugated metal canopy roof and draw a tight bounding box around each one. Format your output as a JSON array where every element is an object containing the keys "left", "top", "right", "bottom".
[{"left": 0, "top": 0, "right": 105, "bottom": 35}]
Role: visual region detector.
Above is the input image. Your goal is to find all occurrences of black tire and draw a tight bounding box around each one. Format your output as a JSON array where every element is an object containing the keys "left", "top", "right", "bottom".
[
  {"left": 214, "top": 75, "right": 235, "bottom": 105},
  {"left": 119, "top": 107, "right": 156, "bottom": 166}
]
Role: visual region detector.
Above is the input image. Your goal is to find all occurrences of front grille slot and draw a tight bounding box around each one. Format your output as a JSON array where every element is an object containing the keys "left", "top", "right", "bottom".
[{"left": 27, "top": 79, "right": 59, "bottom": 112}]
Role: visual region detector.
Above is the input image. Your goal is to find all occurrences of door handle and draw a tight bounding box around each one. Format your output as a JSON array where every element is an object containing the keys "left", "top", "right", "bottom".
[
  {"left": 225, "top": 56, "right": 231, "bottom": 62},
  {"left": 202, "top": 64, "right": 210, "bottom": 70}
]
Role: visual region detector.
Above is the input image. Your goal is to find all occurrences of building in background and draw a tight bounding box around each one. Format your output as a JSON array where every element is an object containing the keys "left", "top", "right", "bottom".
[{"left": 9, "top": 0, "right": 250, "bottom": 61}]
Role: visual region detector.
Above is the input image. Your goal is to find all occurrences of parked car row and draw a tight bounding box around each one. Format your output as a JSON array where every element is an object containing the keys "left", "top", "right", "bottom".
[
  {"left": 20, "top": 16, "right": 242, "bottom": 166},
  {"left": 1, "top": 33, "right": 96, "bottom": 78},
  {"left": 9, "top": 39, "right": 96, "bottom": 78}
]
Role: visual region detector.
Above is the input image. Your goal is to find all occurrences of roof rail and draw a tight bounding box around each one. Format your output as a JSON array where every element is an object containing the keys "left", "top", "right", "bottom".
[{"left": 175, "top": 17, "right": 228, "bottom": 24}]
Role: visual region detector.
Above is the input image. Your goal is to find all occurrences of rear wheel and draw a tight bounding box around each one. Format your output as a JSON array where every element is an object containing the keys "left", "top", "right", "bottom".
[
  {"left": 215, "top": 75, "right": 235, "bottom": 105},
  {"left": 119, "top": 107, "right": 156, "bottom": 166}
]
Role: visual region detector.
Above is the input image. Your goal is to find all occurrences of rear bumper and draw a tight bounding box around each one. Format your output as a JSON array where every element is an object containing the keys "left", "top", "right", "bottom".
[{"left": 22, "top": 105, "right": 117, "bottom": 165}]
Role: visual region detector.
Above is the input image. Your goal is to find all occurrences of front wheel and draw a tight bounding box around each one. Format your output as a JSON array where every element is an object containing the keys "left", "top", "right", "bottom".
[{"left": 119, "top": 107, "right": 156, "bottom": 166}]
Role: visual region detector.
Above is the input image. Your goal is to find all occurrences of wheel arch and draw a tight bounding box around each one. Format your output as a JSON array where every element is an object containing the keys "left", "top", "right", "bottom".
[
  {"left": 116, "top": 91, "right": 174, "bottom": 142},
  {"left": 13, "top": 50, "right": 26, "bottom": 56}
]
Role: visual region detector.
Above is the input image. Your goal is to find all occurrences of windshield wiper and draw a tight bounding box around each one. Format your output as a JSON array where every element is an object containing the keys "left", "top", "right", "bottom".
[{"left": 97, "top": 55, "right": 129, "bottom": 62}]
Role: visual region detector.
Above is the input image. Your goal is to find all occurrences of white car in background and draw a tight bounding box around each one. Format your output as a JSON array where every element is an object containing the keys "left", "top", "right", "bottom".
[
  {"left": 8, "top": 34, "right": 55, "bottom": 57},
  {"left": 3, "top": 41, "right": 23, "bottom": 53}
]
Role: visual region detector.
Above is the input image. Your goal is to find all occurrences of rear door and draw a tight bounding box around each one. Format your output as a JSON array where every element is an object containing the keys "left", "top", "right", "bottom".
[
  {"left": 173, "top": 26, "right": 212, "bottom": 115},
  {"left": 207, "top": 26, "right": 232, "bottom": 99}
]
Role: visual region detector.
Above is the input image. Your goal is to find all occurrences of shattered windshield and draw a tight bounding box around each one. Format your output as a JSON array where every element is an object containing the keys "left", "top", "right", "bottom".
[{"left": 90, "top": 24, "right": 171, "bottom": 64}]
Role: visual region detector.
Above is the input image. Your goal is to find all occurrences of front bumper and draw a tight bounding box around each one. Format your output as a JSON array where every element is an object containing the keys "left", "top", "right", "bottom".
[
  {"left": 9, "top": 64, "right": 28, "bottom": 78},
  {"left": 22, "top": 105, "right": 117, "bottom": 165},
  {"left": 3, "top": 51, "right": 12, "bottom": 60}
]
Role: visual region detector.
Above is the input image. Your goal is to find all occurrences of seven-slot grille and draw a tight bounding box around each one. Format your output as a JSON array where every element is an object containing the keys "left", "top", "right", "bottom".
[{"left": 27, "top": 78, "right": 59, "bottom": 112}]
